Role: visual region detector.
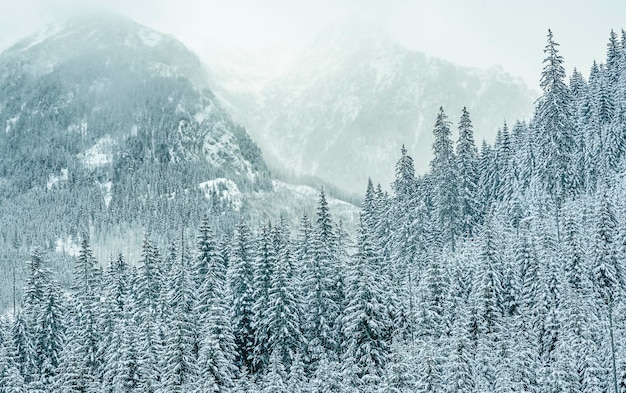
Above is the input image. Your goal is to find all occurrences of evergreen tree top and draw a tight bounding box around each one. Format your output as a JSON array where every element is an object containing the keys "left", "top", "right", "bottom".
[
  {"left": 393, "top": 146, "right": 416, "bottom": 197},
  {"left": 541, "top": 29, "right": 567, "bottom": 93}
]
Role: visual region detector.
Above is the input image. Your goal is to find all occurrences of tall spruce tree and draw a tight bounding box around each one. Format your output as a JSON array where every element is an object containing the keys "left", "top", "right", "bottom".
[
  {"left": 456, "top": 108, "right": 479, "bottom": 238},
  {"left": 228, "top": 220, "right": 256, "bottom": 372},
  {"left": 536, "top": 29, "right": 577, "bottom": 239},
  {"left": 389, "top": 146, "right": 419, "bottom": 340},
  {"left": 431, "top": 107, "right": 460, "bottom": 251},
  {"left": 343, "top": 208, "right": 390, "bottom": 382},
  {"left": 58, "top": 239, "right": 101, "bottom": 392},
  {"left": 195, "top": 219, "right": 238, "bottom": 392},
  {"left": 303, "top": 191, "right": 340, "bottom": 363},
  {"left": 265, "top": 228, "right": 304, "bottom": 369},
  {"left": 252, "top": 224, "right": 277, "bottom": 372},
  {"left": 162, "top": 232, "right": 199, "bottom": 392}
]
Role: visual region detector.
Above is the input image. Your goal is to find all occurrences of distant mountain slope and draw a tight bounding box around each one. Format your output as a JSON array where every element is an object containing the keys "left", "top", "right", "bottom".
[{"left": 208, "top": 23, "right": 537, "bottom": 193}]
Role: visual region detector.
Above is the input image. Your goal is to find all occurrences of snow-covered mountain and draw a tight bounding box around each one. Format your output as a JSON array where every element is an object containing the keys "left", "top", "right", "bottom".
[
  {"left": 0, "top": 13, "right": 359, "bottom": 300},
  {"left": 208, "top": 22, "right": 538, "bottom": 193},
  {"left": 0, "top": 12, "right": 267, "bottom": 187}
]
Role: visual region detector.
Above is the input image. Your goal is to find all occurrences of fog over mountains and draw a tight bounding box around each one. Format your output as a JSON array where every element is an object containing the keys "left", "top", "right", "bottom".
[{"left": 205, "top": 20, "right": 537, "bottom": 193}]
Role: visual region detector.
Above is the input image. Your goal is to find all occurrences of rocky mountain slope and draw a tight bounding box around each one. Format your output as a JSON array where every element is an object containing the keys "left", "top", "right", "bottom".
[{"left": 0, "top": 13, "right": 266, "bottom": 193}]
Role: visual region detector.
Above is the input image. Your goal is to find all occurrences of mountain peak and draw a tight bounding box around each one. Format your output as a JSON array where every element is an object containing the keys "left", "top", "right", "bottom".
[
  {"left": 8, "top": 11, "right": 158, "bottom": 51},
  {"left": 2, "top": 12, "right": 208, "bottom": 89}
]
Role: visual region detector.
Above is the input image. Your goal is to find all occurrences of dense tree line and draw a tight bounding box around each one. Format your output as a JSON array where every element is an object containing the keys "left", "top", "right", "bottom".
[{"left": 2, "top": 29, "right": 626, "bottom": 391}]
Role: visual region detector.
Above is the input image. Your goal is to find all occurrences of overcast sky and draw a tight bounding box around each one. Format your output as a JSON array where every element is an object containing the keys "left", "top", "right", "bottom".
[{"left": 0, "top": 0, "right": 624, "bottom": 90}]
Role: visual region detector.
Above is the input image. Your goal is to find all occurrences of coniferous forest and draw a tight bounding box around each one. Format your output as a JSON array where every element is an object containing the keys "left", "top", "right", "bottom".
[{"left": 3, "top": 29, "right": 626, "bottom": 392}]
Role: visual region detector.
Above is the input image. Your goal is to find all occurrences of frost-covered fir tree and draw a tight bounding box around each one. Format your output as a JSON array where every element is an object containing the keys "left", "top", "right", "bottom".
[
  {"left": 101, "top": 293, "right": 141, "bottom": 393},
  {"left": 252, "top": 224, "right": 276, "bottom": 372},
  {"left": 592, "top": 186, "right": 623, "bottom": 303},
  {"left": 34, "top": 281, "right": 65, "bottom": 383},
  {"left": 592, "top": 185, "right": 623, "bottom": 393},
  {"left": 137, "top": 234, "right": 161, "bottom": 318},
  {"left": 303, "top": 191, "right": 341, "bottom": 363},
  {"left": 342, "top": 211, "right": 390, "bottom": 383},
  {"left": 22, "top": 249, "right": 49, "bottom": 325},
  {"left": 535, "top": 29, "right": 578, "bottom": 239},
  {"left": 381, "top": 339, "right": 417, "bottom": 392},
  {"left": 194, "top": 215, "right": 222, "bottom": 296},
  {"left": 0, "top": 332, "right": 26, "bottom": 393},
  {"left": 430, "top": 107, "right": 460, "bottom": 251},
  {"left": 443, "top": 302, "right": 474, "bottom": 393},
  {"left": 97, "top": 254, "right": 129, "bottom": 389},
  {"left": 58, "top": 239, "right": 101, "bottom": 392},
  {"left": 265, "top": 226, "right": 304, "bottom": 369},
  {"left": 261, "top": 351, "right": 288, "bottom": 393},
  {"left": 197, "top": 318, "right": 237, "bottom": 392},
  {"left": 228, "top": 220, "right": 256, "bottom": 372},
  {"left": 195, "top": 221, "right": 237, "bottom": 392},
  {"left": 134, "top": 236, "right": 162, "bottom": 392},
  {"left": 456, "top": 108, "right": 479, "bottom": 239},
  {"left": 11, "top": 312, "right": 35, "bottom": 385},
  {"left": 162, "top": 233, "right": 199, "bottom": 392}
]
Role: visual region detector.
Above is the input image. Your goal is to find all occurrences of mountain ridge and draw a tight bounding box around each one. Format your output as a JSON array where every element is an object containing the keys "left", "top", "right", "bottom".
[{"left": 206, "top": 22, "right": 538, "bottom": 193}]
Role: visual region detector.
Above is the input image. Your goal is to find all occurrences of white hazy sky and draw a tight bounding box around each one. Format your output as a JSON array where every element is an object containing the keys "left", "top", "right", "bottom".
[{"left": 0, "top": 0, "right": 624, "bottom": 90}]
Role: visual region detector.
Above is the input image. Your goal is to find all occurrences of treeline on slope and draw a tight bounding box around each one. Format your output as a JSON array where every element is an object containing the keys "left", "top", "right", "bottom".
[
  {"left": 1, "top": 29, "right": 626, "bottom": 392},
  {"left": 0, "top": 155, "right": 267, "bottom": 310}
]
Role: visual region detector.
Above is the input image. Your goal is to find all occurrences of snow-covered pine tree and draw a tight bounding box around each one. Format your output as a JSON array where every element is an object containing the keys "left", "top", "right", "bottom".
[
  {"left": 137, "top": 234, "right": 162, "bottom": 319},
  {"left": 443, "top": 301, "right": 474, "bottom": 393},
  {"left": 603, "top": 30, "right": 626, "bottom": 174},
  {"left": 286, "top": 352, "right": 308, "bottom": 393},
  {"left": 261, "top": 351, "right": 288, "bottom": 393},
  {"left": 11, "top": 312, "right": 35, "bottom": 385},
  {"left": 161, "top": 232, "right": 199, "bottom": 392},
  {"left": 303, "top": 191, "right": 340, "bottom": 364},
  {"left": 101, "top": 292, "right": 141, "bottom": 393},
  {"left": 57, "top": 239, "right": 101, "bottom": 392},
  {"left": 430, "top": 107, "right": 460, "bottom": 252},
  {"left": 252, "top": 224, "right": 276, "bottom": 372},
  {"left": 194, "top": 215, "right": 221, "bottom": 294},
  {"left": 195, "top": 220, "right": 238, "bottom": 392},
  {"left": 342, "top": 211, "right": 390, "bottom": 384},
  {"left": 135, "top": 235, "right": 162, "bottom": 392},
  {"left": 494, "top": 122, "right": 514, "bottom": 202},
  {"left": 21, "top": 248, "right": 66, "bottom": 383},
  {"left": 228, "top": 220, "right": 256, "bottom": 372},
  {"left": 0, "top": 330, "right": 26, "bottom": 393},
  {"left": 535, "top": 29, "right": 578, "bottom": 239},
  {"left": 97, "top": 254, "right": 128, "bottom": 387},
  {"left": 34, "top": 279, "right": 65, "bottom": 384},
  {"left": 22, "top": 248, "right": 49, "bottom": 326},
  {"left": 591, "top": 185, "right": 623, "bottom": 393},
  {"left": 592, "top": 185, "right": 623, "bottom": 303},
  {"left": 456, "top": 108, "right": 479, "bottom": 239},
  {"left": 265, "top": 226, "right": 304, "bottom": 369}
]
